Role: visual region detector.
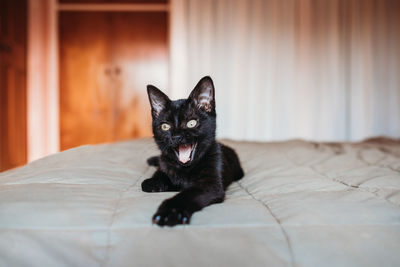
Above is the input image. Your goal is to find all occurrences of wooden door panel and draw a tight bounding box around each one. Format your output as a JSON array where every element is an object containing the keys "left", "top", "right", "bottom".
[
  {"left": 59, "top": 12, "right": 111, "bottom": 150},
  {"left": 0, "top": 0, "right": 27, "bottom": 171},
  {"left": 109, "top": 12, "right": 168, "bottom": 139},
  {"left": 59, "top": 11, "right": 168, "bottom": 150},
  {"left": 59, "top": 0, "right": 167, "bottom": 3}
]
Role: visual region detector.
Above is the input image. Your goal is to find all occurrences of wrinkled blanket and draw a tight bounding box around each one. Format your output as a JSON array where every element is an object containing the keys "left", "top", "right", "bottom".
[{"left": 0, "top": 137, "right": 399, "bottom": 267}]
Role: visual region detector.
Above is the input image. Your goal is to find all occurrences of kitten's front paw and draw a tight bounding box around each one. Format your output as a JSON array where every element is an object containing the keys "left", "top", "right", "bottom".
[
  {"left": 152, "top": 200, "right": 191, "bottom": 226},
  {"left": 141, "top": 178, "right": 168, "bottom": 192}
]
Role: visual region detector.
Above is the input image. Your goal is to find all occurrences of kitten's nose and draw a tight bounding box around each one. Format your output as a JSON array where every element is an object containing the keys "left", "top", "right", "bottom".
[{"left": 172, "top": 135, "right": 183, "bottom": 143}]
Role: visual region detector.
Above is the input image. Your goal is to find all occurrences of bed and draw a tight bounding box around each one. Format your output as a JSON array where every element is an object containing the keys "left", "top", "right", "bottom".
[{"left": 0, "top": 137, "right": 399, "bottom": 267}]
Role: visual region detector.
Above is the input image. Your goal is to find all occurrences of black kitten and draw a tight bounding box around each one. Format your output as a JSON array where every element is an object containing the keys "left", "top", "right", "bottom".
[{"left": 141, "top": 76, "right": 244, "bottom": 227}]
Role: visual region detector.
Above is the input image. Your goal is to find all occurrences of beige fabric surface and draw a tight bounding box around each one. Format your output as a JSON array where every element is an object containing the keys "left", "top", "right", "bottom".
[{"left": 0, "top": 138, "right": 399, "bottom": 267}]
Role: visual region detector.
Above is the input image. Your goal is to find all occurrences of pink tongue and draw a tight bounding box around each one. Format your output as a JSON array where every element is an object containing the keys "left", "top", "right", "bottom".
[{"left": 178, "top": 144, "right": 192, "bottom": 163}]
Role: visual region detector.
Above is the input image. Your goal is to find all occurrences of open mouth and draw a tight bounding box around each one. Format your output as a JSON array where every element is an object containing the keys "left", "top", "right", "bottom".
[{"left": 173, "top": 143, "right": 197, "bottom": 164}]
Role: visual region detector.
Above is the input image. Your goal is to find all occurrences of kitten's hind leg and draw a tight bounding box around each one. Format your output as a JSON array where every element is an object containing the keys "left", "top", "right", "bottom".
[
  {"left": 141, "top": 170, "right": 178, "bottom": 192},
  {"left": 147, "top": 156, "right": 159, "bottom": 167}
]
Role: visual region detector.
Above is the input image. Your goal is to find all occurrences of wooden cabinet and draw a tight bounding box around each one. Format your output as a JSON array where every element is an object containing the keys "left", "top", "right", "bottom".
[
  {"left": 59, "top": 11, "right": 168, "bottom": 150},
  {"left": 60, "top": 0, "right": 167, "bottom": 3}
]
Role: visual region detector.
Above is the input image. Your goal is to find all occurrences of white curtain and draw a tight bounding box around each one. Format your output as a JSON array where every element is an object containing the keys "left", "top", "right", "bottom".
[{"left": 169, "top": 0, "right": 400, "bottom": 142}]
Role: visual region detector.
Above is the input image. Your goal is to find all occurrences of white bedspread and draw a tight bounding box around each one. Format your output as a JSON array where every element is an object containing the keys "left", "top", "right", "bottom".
[{"left": 0, "top": 138, "right": 399, "bottom": 267}]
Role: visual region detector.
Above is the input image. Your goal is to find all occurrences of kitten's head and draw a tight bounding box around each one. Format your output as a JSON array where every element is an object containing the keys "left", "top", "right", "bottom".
[{"left": 147, "top": 76, "right": 216, "bottom": 166}]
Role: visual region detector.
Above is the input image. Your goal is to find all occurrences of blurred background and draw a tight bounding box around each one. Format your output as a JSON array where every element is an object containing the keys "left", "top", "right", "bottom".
[{"left": 1, "top": 0, "right": 399, "bottom": 171}]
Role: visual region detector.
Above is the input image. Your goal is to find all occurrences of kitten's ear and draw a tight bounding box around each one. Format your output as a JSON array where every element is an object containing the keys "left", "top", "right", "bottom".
[
  {"left": 189, "top": 76, "right": 215, "bottom": 113},
  {"left": 147, "top": 85, "right": 169, "bottom": 117}
]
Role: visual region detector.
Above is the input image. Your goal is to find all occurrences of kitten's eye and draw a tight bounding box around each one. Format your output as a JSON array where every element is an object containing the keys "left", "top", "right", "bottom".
[
  {"left": 161, "top": 123, "right": 171, "bottom": 131},
  {"left": 186, "top": 119, "right": 197, "bottom": 128}
]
